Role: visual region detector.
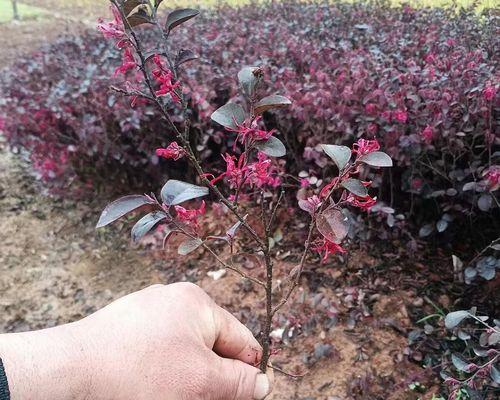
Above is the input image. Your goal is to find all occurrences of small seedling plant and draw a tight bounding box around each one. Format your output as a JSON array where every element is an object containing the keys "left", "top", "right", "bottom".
[
  {"left": 96, "top": 0, "right": 392, "bottom": 372},
  {"left": 441, "top": 309, "right": 500, "bottom": 399}
]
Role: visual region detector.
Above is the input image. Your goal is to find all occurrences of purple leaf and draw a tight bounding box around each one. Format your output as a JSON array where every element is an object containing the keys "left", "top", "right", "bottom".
[
  {"left": 127, "top": 7, "right": 151, "bottom": 27},
  {"left": 316, "top": 208, "right": 348, "bottom": 244},
  {"left": 321, "top": 144, "right": 351, "bottom": 170},
  {"left": 123, "top": 0, "right": 147, "bottom": 16},
  {"left": 131, "top": 211, "right": 167, "bottom": 243},
  {"left": 96, "top": 195, "right": 154, "bottom": 228},
  {"left": 226, "top": 217, "right": 245, "bottom": 240},
  {"left": 178, "top": 238, "right": 203, "bottom": 255},
  {"left": 255, "top": 136, "right": 286, "bottom": 157},
  {"left": 444, "top": 310, "right": 469, "bottom": 329},
  {"left": 211, "top": 103, "right": 246, "bottom": 129},
  {"left": 359, "top": 151, "right": 393, "bottom": 167},
  {"left": 160, "top": 180, "right": 208, "bottom": 206},
  {"left": 341, "top": 178, "right": 368, "bottom": 197},
  {"left": 175, "top": 49, "right": 198, "bottom": 67},
  {"left": 238, "top": 66, "right": 262, "bottom": 97},
  {"left": 478, "top": 194, "right": 492, "bottom": 211},
  {"left": 419, "top": 224, "right": 434, "bottom": 238},
  {"left": 165, "top": 8, "right": 199, "bottom": 32},
  {"left": 254, "top": 95, "right": 291, "bottom": 114},
  {"left": 451, "top": 353, "right": 469, "bottom": 372}
]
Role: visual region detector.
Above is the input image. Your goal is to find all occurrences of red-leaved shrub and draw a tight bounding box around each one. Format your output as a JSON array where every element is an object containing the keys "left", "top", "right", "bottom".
[{"left": 0, "top": 1, "right": 498, "bottom": 239}]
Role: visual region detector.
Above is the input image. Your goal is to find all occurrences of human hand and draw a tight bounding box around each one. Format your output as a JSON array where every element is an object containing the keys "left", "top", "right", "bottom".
[{"left": 0, "top": 282, "right": 272, "bottom": 400}]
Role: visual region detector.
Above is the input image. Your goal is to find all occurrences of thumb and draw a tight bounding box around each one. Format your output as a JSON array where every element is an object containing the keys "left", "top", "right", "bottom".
[{"left": 213, "top": 358, "right": 272, "bottom": 400}]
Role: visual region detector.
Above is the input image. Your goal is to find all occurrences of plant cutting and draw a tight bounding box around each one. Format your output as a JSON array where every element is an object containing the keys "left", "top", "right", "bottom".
[{"left": 96, "top": 0, "right": 393, "bottom": 373}]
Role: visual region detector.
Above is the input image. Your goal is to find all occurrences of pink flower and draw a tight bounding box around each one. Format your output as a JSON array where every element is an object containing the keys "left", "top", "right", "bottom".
[
  {"left": 393, "top": 109, "right": 408, "bottom": 123},
  {"left": 211, "top": 152, "right": 280, "bottom": 189},
  {"left": 211, "top": 153, "right": 248, "bottom": 189},
  {"left": 152, "top": 55, "right": 180, "bottom": 102},
  {"left": 381, "top": 111, "right": 392, "bottom": 121},
  {"left": 484, "top": 166, "right": 500, "bottom": 190},
  {"left": 174, "top": 201, "right": 206, "bottom": 227},
  {"left": 421, "top": 125, "right": 433, "bottom": 144},
  {"left": 313, "top": 239, "right": 346, "bottom": 262},
  {"left": 425, "top": 53, "right": 436, "bottom": 64},
  {"left": 411, "top": 178, "right": 423, "bottom": 190},
  {"left": 365, "top": 104, "right": 377, "bottom": 115},
  {"left": 346, "top": 193, "right": 377, "bottom": 211},
  {"left": 483, "top": 84, "right": 496, "bottom": 102},
  {"left": 97, "top": 6, "right": 127, "bottom": 48},
  {"left": 300, "top": 178, "right": 310, "bottom": 188},
  {"left": 353, "top": 138, "right": 380, "bottom": 157},
  {"left": 226, "top": 116, "right": 275, "bottom": 145},
  {"left": 114, "top": 47, "right": 136, "bottom": 76},
  {"left": 156, "top": 142, "right": 186, "bottom": 161},
  {"left": 320, "top": 177, "right": 341, "bottom": 199},
  {"left": 247, "top": 152, "right": 281, "bottom": 188}
]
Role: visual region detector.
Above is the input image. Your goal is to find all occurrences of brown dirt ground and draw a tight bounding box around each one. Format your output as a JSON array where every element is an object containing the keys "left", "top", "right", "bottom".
[
  {"left": 0, "top": 144, "right": 440, "bottom": 399},
  {"left": 0, "top": 2, "right": 442, "bottom": 399}
]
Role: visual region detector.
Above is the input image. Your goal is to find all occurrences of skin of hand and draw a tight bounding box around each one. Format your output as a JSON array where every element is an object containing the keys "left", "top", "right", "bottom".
[{"left": 0, "top": 282, "right": 273, "bottom": 400}]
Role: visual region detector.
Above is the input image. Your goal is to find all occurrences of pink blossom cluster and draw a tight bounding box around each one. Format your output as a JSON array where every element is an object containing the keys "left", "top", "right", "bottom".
[
  {"left": 114, "top": 47, "right": 136, "bottom": 76},
  {"left": 483, "top": 83, "right": 496, "bottom": 102},
  {"left": 312, "top": 239, "right": 346, "bottom": 263},
  {"left": 484, "top": 166, "right": 500, "bottom": 190},
  {"left": 174, "top": 201, "right": 206, "bottom": 229},
  {"left": 152, "top": 55, "right": 180, "bottom": 102},
  {"left": 98, "top": 7, "right": 180, "bottom": 105},
  {"left": 211, "top": 152, "right": 281, "bottom": 189},
  {"left": 226, "top": 116, "right": 275, "bottom": 145},
  {"left": 97, "top": 5, "right": 127, "bottom": 48},
  {"left": 156, "top": 142, "right": 186, "bottom": 161}
]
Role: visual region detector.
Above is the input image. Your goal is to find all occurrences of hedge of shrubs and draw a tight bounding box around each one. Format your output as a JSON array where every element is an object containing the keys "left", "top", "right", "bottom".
[{"left": 0, "top": 1, "right": 498, "bottom": 241}]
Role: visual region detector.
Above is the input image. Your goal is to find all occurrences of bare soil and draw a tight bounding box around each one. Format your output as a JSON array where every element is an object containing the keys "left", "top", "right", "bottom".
[
  {"left": 0, "top": 144, "right": 439, "bottom": 399},
  {"left": 0, "top": 3, "right": 442, "bottom": 399}
]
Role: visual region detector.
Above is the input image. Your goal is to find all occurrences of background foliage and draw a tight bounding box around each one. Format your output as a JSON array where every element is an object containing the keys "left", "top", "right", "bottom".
[{"left": 0, "top": 0, "right": 498, "bottom": 247}]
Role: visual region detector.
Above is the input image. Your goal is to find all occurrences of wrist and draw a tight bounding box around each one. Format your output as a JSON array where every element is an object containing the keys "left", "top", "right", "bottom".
[{"left": 0, "top": 323, "right": 94, "bottom": 400}]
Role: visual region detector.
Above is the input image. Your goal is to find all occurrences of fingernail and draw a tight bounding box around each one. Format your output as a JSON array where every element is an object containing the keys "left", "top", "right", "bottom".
[{"left": 253, "top": 373, "right": 270, "bottom": 400}]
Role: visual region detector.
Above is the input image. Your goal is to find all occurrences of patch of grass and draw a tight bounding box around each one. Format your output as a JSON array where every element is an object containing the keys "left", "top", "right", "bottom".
[
  {"left": 166, "top": 0, "right": 499, "bottom": 10},
  {"left": 0, "top": 0, "right": 46, "bottom": 23},
  {"left": 33, "top": 0, "right": 499, "bottom": 9}
]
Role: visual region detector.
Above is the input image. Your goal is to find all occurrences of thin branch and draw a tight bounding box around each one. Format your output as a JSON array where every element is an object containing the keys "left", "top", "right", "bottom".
[
  {"left": 272, "top": 164, "right": 354, "bottom": 316},
  {"left": 267, "top": 189, "right": 285, "bottom": 233},
  {"left": 467, "top": 237, "right": 500, "bottom": 267},
  {"left": 168, "top": 214, "right": 265, "bottom": 288},
  {"left": 201, "top": 243, "right": 266, "bottom": 288},
  {"left": 268, "top": 364, "right": 307, "bottom": 379},
  {"left": 272, "top": 218, "right": 315, "bottom": 316},
  {"left": 109, "top": 85, "right": 154, "bottom": 101}
]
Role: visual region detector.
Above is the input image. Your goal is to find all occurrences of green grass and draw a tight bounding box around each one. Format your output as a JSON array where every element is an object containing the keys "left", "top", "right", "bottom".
[
  {"left": 166, "top": 0, "right": 499, "bottom": 9},
  {"left": 0, "top": 0, "right": 46, "bottom": 23},
  {"left": 40, "top": 0, "right": 499, "bottom": 9},
  {"left": 0, "top": 0, "right": 497, "bottom": 23}
]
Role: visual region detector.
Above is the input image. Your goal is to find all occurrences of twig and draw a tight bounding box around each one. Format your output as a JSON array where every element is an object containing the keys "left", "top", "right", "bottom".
[
  {"left": 268, "top": 364, "right": 307, "bottom": 379},
  {"left": 167, "top": 212, "right": 265, "bottom": 288},
  {"left": 273, "top": 164, "right": 354, "bottom": 316},
  {"left": 267, "top": 189, "right": 285, "bottom": 233}
]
